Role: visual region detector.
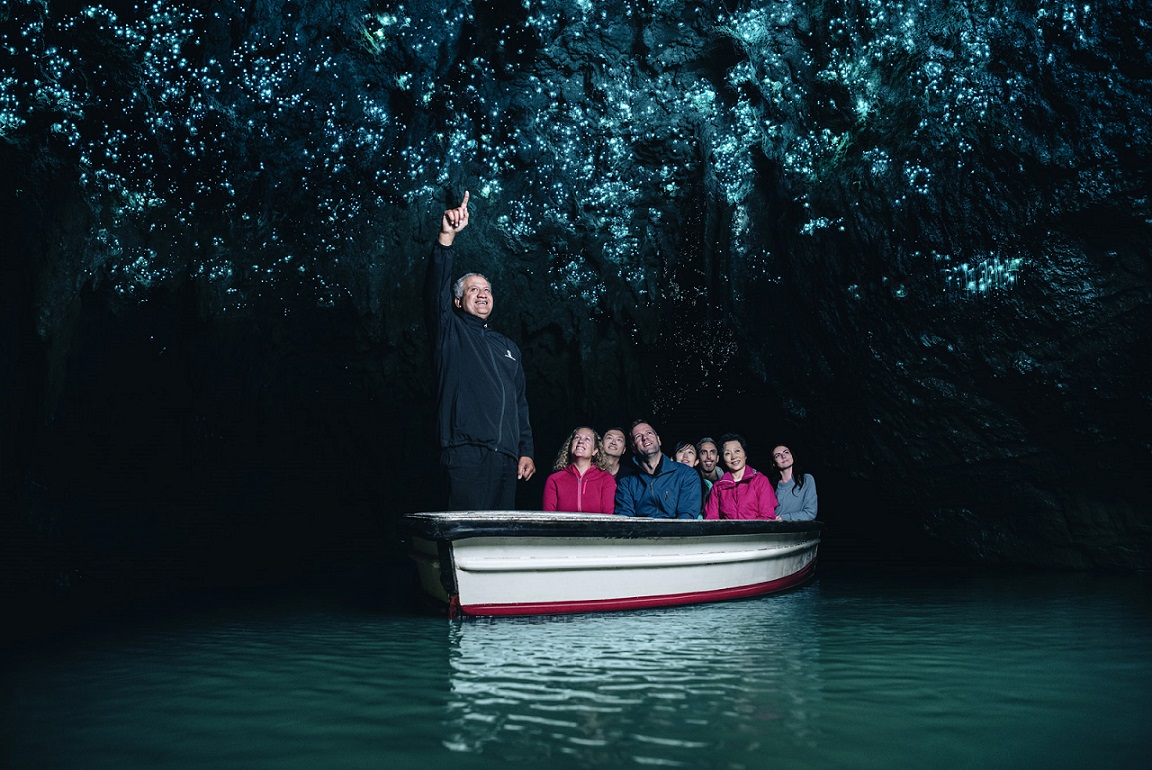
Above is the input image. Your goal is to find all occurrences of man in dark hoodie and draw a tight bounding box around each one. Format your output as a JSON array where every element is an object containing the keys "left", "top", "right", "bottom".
[{"left": 425, "top": 191, "right": 536, "bottom": 510}]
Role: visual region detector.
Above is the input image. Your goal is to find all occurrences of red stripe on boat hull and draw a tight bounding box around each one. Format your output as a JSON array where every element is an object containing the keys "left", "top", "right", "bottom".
[{"left": 457, "top": 559, "right": 818, "bottom": 617}]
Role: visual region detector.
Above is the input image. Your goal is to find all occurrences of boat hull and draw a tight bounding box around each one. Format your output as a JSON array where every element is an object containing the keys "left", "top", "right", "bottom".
[{"left": 402, "top": 511, "right": 822, "bottom": 617}]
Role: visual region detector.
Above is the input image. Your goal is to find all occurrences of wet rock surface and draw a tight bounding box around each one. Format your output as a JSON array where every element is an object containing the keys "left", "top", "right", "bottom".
[{"left": 2, "top": 1, "right": 1150, "bottom": 608}]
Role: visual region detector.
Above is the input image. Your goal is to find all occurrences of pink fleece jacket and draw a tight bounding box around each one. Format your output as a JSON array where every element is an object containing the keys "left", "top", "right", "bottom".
[
  {"left": 542, "top": 464, "right": 617, "bottom": 514},
  {"left": 703, "top": 466, "right": 778, "bottom": 520}
]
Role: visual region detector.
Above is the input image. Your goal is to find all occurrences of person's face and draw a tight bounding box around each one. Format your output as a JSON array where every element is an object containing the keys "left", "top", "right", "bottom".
[
  {"left": 630, "top": 423, "right": 661, "bottom": 458},
  {"left": 722, "top": 440, "right": 747, "bottom": 475},
  {"left": 570, "top": 428, "right": 596, "bottom": 459},
  {"left": 455, "top": 276, "right": 493, "bottom": 320},
  {"left": 674, "top": 445, "right": 697, "bottom": 466},
  {"left": 602, "top": 430, "right": 626, "bottom": 458},
  {"left": 772, "top": 446, "right": 793, "bottom": 470},
  {"left": 698, "top": 442, "right": 718, "bottom": 473}
]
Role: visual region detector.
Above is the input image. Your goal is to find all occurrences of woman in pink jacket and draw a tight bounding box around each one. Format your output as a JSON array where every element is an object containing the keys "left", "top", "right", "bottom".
[
  {"left": 704, "top": 434, "right": 779, "bottom": 520},
  {"left": 542, "top": 426, "right": 617, "bottom": 514}
]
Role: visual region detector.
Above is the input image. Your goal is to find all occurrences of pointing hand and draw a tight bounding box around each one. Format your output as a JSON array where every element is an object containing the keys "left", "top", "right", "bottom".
[{"left": 438, "top": 191, "right": 470, "bottom": 246}]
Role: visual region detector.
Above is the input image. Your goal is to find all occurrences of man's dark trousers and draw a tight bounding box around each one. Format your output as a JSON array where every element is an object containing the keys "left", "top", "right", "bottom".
[{"left": 443, "top": 445, "right": 517, "bottom": 510}]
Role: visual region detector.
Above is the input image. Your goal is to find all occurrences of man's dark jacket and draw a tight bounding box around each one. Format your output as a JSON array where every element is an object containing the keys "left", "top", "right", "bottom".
[{"left": 424, "top": 244, "right": 533, "bottom": 460}]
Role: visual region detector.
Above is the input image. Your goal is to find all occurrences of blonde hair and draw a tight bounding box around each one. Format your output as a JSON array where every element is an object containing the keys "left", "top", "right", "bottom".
[{"left": 552, "top": 426, "right": 608, "bottom": 471}]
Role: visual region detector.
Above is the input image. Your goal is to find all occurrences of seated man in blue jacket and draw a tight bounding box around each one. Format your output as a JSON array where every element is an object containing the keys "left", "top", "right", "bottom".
[{"left": 614, "top": 420, "right": 702, "bottom": 518}]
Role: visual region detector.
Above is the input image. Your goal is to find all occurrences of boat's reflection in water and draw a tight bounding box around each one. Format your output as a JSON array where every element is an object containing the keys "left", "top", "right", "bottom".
[{"left": 443, "top": 584, "right": 823, "bottom": 766}]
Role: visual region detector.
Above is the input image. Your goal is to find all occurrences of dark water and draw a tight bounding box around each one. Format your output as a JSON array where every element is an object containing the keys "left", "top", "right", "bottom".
[{"left": 3, "top": 571, "right": 1150, "bottom": 769}]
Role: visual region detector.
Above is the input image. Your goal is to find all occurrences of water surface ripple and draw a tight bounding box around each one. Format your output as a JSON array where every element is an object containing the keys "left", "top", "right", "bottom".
[{"left": 3, "top": 572, "right": 1150, "bottom": 769}]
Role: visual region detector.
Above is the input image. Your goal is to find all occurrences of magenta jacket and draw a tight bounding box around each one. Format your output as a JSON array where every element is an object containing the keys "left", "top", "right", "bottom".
[
  {"left": 703, "top": 466, "right": 778, "bottom": 520},
  {"left": 543, "top": 465, "right": 617, "bottom": 514}
]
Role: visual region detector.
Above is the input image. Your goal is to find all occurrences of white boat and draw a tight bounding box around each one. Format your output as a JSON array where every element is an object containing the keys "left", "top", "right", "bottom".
[{"left": 402, "top": 511, "right": 823, "bottom": 617}]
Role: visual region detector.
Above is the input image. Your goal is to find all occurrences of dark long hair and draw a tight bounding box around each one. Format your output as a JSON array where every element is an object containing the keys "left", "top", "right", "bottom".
[{"left": 768, "top": 444, "right": 808, "bottom": 494}]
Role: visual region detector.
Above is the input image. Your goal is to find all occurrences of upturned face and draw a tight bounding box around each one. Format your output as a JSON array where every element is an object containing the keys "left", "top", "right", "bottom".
[
  {"left": 602, "top": 429, "right": 626, "bottom": 458},
  {"left": 772, "top": 446, "right": 793, "bottom": 470},
  {"left": 630, "top": 423, "right": 661, "bottom": 459},
  {"left": 674, "top": 444, "right": 697, "bottom": 466},
  {"left": 698, "top": 442, "right": 718, "bottom": 473},
  {"left": 455, "top": 275, "right": 493, "bottom": 319},
  {"left": 722, "top": 440, "right": 747, "bottom": 475},
  {"left": 570, "top": 428, "right": 596, "bottom": 459}
]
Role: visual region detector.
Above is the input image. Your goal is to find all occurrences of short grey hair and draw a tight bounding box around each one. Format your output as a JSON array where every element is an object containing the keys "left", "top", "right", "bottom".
[{"left": 453, "top": 272, "right": 490, "bottom": 299}]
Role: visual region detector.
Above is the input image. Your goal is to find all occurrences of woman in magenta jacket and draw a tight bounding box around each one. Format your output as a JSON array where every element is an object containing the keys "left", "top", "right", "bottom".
[
  {"left": 542, "top": 426, "right": 617, "bottom": 514},
  {"left": 703, "top": 433, "right": 779, "bottom": 520}
]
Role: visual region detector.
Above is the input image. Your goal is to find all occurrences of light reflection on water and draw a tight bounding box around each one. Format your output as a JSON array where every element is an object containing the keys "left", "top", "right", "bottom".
[
  {"left": 443, "top": 591, "right": 822, "bottom": 766},
  {"left": 3, "top": 573, "right": 1151, "bottom": 769}
]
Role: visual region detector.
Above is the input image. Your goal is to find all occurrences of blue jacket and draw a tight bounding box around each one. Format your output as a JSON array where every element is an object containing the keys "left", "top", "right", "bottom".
[
  {"left": 775, "top": 474, "right": 818, "bottom": 521},
  {"left": 614, "top": 455, "right": 701, "bottom": 519}
]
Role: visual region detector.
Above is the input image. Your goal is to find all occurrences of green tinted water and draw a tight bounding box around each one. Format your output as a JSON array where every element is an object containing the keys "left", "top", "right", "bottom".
[{"left": 3, "top": 572, "right": 1150, "bottom": 769}]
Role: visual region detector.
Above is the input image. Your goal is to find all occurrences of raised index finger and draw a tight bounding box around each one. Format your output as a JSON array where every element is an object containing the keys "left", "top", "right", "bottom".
[{"left": 460, "top": 190, "right": 470, "bottom": 209}]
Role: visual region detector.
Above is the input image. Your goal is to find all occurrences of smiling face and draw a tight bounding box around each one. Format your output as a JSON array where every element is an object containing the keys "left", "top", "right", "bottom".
[
  {"left": 454, "top": 275, "right": 493, "bottom": 320},
  {"left": 772, "top": 445, "right": 793, "bottom": 471},
  {"left": 630, "top": 422, "right": 662, "bottom": 461},
  {"left": 722, "top": 439, "right": 747, "bottom": 476},
  {"left": 674, "top": 444, "right": 697, "bottom": 466},
  {"left": 570, "top": 428, "right": 596, "bottom": 460},
  {"left": 602, "top": 429, "right": 626, "bottom": 459},
  {"left": 697, "top": 441, "right": 718, "bottom": 473}
]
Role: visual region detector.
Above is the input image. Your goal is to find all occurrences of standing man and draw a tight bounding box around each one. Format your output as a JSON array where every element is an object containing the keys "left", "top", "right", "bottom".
[
  {"left": 614, "top": 420, "right": 702, "bottom": 518},
  {"left": 425, "top": 191, "right": 535, "bottom": 510}
]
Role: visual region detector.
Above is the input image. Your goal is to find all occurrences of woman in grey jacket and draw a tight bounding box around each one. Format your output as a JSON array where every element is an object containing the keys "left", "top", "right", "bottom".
[{"left": 770, "top": 445, "right": 817, "bottom": 521}]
